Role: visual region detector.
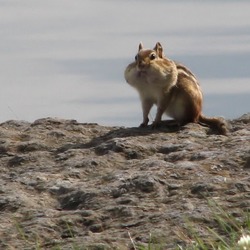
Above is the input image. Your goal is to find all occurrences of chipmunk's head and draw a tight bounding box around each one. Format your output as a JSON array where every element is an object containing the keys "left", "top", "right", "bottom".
[
  {"left": 125, "top": 42, "right": 178, "bottom": 92},
  {"left": 134, "top": 42, "right": 164, "bottom": 71}
]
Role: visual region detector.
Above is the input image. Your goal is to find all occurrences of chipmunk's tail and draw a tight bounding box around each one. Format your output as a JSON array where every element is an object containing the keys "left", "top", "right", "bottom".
[{"left": 198, "top": 114, "right": 228, "bottom": 135}]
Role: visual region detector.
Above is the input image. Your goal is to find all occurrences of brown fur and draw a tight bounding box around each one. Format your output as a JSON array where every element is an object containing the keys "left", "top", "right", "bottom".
[{"left": 124, "top": 42, "right": 228, "bottom": 135}]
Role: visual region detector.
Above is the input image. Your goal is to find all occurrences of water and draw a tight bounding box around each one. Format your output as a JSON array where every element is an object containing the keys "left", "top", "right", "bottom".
[{"left": 1, "top": 0, "right": 250, "bottom": 126}]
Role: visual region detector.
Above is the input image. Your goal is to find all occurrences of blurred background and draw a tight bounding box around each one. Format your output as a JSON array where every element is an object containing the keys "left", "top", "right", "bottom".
[{"left": 1, "top": 0, "right": 249, "bottom": 126}]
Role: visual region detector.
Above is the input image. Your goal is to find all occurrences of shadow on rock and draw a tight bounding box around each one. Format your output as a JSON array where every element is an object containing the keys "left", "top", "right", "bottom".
[{"left": 55, "top": 120, "right": 180, "bottom": 154}]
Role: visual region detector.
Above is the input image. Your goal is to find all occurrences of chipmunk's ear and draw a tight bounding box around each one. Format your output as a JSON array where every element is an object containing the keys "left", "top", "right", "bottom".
[
  {"left": 138, "top": 42, "right": 144, "bottom": 52},
  {"left": 153, "top": 42, "right": 163, "bottom": 58}
]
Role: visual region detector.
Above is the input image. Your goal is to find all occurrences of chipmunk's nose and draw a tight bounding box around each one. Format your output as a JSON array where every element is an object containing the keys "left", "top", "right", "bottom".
[{"left": 138, "top": 60, "right": 146, "bottom": 68}]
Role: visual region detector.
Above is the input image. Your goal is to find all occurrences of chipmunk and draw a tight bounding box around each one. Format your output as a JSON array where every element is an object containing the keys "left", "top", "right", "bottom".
[{"left": 124, "top": 42, "right": 228, "bottom": 135}]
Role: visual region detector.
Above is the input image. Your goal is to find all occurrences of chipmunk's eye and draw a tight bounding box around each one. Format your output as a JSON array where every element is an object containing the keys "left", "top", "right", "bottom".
[
  {"left": 149, "top": 53, "right": 156, "bottom": 60},
  {"left": 135, "top": 55, "right": 138, "bottom": 61}
]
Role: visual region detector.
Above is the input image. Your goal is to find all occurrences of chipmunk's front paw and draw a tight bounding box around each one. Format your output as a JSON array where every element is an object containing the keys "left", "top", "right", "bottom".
[
  {"left": 151, "top": 121, "right": 161, "bottom": 129},
  {"left": 139, "top": 122, "right": 148, "bottom": 128},
  {"left": 139, "top": 118, "right": 149, "bottom": 128}
]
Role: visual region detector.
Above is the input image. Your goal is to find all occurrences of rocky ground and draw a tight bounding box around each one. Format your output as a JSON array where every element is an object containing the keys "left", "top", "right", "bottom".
[{"left": 0, "top": 114, "right": 249, "bottom": 249}]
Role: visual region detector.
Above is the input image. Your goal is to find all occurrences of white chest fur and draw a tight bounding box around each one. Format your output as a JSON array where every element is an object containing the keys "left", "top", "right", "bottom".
[{"left": 125, "top": 64, "right": 175, "bottom": 104}]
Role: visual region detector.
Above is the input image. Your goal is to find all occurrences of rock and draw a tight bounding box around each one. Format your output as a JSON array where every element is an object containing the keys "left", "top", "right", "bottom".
[
  {"left": 129, "top": 175, "right": 157, "bottom": 193},
  {"left": 0, "top": 115, "right": 249, "bottom": 249},
  {"left": 236, "top": 113, "right": 250, "bottom": 123},
  {"left": 89, "top": 224, "right": 104, "bottom": 233},
  {"left": 0, "top": 196, "right": 22, "bottom": 212},
  {"left": 8, "top": 155, "right": 26, "bottom": 167},
  {"left": 58, "top": 190, "right": 98, "bottom": 210},
  {"left": 16, "top": 141, "right": 48, "bottom": 153},
  {"left": 158, "top": 143, "right": 184, "bottom": 154},
  {"left": 244, "top": 155, "right": 250, "bottom": 169},
  {"left": 190, "top": 182, "right": 215, "bottom": 196}
]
